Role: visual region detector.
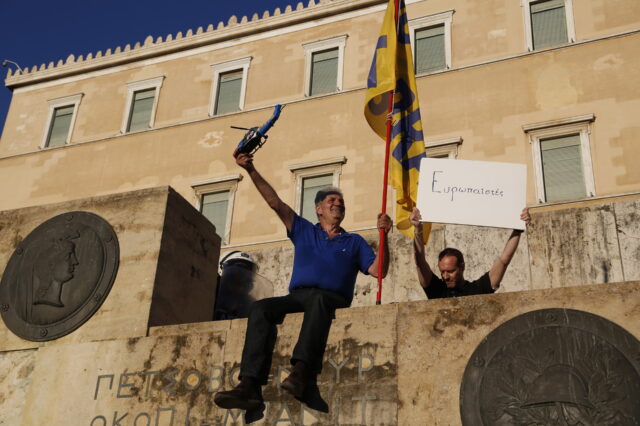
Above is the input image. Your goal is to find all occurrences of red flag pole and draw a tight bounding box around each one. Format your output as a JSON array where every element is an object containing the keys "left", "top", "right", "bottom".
[{"left": 376, "top": 0, "right": 401, "bottom": 305}]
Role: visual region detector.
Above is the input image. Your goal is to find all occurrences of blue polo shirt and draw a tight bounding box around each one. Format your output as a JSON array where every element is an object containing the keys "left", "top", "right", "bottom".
[{"left": 287, "top": 215, "right": 376, "bottom": 305}]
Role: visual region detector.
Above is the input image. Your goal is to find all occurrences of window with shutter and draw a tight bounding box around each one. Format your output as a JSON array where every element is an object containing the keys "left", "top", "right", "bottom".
[
  {"left": 302, "top": 36, "right": 346, "bottom": 97},
  {"left": 524, "top": 115, "right": 596, "bottom": 204},
  {"left": 127, "top": 88, "right": 156, "bottom": 132},
  {"left": 310, "top": 48, "right": 339, "bottom": 96},
  {"left": 415, "top": 24, "right": 446, "bottom": 74},
  {"left": 46, "top": 105, "right": 75, "bottom": 147},
  {"left": 201, "top": 191, "right": 231, "bottom": 243},
  {"left": 530, "top": 0, "right": 569, "bottom": 49},
  {"left": 215, "top": 70, "right": 243, "bottom": 115},
  {"left": 121, "top": 76, "right": 164, "bottom": 134},
  {"left": 540, "top": 134, "right": 586, "bottom": 202}
]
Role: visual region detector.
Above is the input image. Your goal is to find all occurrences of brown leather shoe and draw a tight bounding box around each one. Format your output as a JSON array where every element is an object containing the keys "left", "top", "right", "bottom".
[
  {"left": 214, "top": 378, "right": 264, "bottom": 411},
  {"left": 280, "top": 361, "right": 308, "bottom": 399}
]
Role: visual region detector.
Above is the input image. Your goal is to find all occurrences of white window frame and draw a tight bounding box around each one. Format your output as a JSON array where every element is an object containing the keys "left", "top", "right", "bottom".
[
  {"left": 521, "top": 0, "right": 576, "bottom": 51},
  {"left": 409, "top": 10, "right": 454, "bottom": 75},
  {"left": 302, "top": 35, "right": 347, "bottom": 97},
  {"left": 192, "top": 174, "right": 243, "bottom": 245},
  {"left": 209, "top": 57, "right": 252, "bottom": 117},
  {"left": 425, "top": 136, "right": 462, "bottom": 158},
  {"left": 40, "top": 93, "right": 83, "bottom": 149},
  {"left": 523, "top": 114, "right": 596, "bottom": 203},
  {"left": 120, "top": 76, "right": 164, "bottom": 134},
  {"left": 289, "top": 157, "right": 347, "bottom": 217}
]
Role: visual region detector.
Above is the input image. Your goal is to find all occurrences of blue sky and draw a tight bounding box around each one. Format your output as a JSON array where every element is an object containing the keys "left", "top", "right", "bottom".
[{"left": 0, "top": 0, "right": 301, "bottom": 133}]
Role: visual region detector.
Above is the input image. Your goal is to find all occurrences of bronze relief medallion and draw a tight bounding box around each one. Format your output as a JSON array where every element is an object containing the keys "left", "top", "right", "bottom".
[
  {"left": 0, "top": 211, "right": 119, "bottom": 341},
  {"left": 460, "top": 308, "right": 640, "bottom": 425}
]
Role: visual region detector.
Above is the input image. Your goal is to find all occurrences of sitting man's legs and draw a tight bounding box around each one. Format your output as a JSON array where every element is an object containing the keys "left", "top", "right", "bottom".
[
  {"left": 214, "top": 288, "right": 348, "bottom": 410},
  {"left": 281, "top": 288, "right": 349, "bottom": 397},
  {"left": 214, "top": 294, "right": 302, "bottom": 410}
]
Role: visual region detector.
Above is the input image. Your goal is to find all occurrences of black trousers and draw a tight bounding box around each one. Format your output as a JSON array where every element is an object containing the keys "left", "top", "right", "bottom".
[{"left": 240, "top": 288, "right": 349, "bottom": 385}]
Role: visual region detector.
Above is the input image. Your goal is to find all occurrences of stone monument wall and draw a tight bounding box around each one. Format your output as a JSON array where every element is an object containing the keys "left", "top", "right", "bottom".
[
  {"left": 1, "top": 281, "right": 638, "bottom": 425},
  {"left": 0, "top": 187, "right": 221, "bottom": 352}
]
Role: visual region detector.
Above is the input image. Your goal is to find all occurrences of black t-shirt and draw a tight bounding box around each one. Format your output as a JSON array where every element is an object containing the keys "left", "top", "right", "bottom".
[{"left": 423, "top": 272, "right": 495, "bottom": 299}]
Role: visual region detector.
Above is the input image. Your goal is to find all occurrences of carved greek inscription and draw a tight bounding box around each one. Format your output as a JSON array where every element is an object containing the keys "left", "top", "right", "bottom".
[{"left": 89, "top": 352, "right": 393, "bottom": 425}]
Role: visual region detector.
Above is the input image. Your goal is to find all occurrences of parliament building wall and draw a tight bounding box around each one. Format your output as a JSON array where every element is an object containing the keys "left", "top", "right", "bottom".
[{"left": 1, "top": 0, "right": 639, "bottom": 296}]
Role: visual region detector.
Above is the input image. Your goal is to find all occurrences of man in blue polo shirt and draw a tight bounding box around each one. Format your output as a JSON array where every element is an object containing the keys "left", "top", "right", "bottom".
[{"left": 214, "top": 152, "right": 391, "bottom": 420}]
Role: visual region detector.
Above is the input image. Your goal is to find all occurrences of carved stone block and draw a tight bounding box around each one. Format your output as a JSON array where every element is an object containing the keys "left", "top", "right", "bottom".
[{"left": 0, "top": 187, "right": 221, "bottom": 351}]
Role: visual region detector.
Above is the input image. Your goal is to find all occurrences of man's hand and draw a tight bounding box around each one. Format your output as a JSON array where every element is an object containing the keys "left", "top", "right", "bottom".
[
  {"left": 377, "top": 213, "right": 392, "bottom": 235},
  {"left": 520, "top": 208, "right": 531, "bottom": 226},
  {"left": 369, "top": 213, "right": 392, "bottom": 278},
  {"left": 235, "top": 153, "right": 255, "bottom": 172},
  {"left": 409, "top": 207, "right": 422, "bottom": 228}
]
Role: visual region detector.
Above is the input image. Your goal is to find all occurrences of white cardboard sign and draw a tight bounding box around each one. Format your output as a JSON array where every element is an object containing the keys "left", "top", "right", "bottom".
[{"left": 416, "top": 158, "right": 527, "bottom": 230}]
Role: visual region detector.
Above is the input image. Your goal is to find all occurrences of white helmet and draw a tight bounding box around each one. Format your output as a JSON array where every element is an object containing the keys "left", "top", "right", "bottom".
[{"left": 218, "top": 251, "right": 257, "bottom": 274}]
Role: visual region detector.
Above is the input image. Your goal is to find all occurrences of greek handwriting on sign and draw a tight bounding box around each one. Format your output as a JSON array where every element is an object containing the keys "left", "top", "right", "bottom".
[
  {"left": 90, "top": 355, "right": 379, "bottom": 425},
  {"left": 431, "top": 171, "right": 505, "bottom": 202}
]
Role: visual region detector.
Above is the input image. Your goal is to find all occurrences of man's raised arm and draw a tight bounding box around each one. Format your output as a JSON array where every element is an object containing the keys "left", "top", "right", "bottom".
[
  {"left": 488, "top": 208, "right": 531, "bottom": 289},
  {"left": 236, "top": 153, "right": 295, "bottom": 232},
  {"left": 367, "top": 213, "right": 392, "bottom": 278},
  {"left": 410, "top": 208, "right": 434, "bottom": 289}
]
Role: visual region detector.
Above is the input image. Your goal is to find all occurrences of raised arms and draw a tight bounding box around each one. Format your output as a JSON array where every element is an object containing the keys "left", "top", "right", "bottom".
[
  {"left": 487, "top": 208, "right": 531, "bottom": 289},
  {"left": 409, "top": 208, "right": 434, "bottom": 289},
  {"left": 236, "top": 153, "right": 296, "bottom": 232},
  {"left": 367, "top": 213, "right": 392, "bottom": 278}
]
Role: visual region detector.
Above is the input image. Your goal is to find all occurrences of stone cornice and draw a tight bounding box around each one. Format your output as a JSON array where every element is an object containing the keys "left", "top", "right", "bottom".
[{"left": 4, "top": 0, "right": 386, "bottom": 90}]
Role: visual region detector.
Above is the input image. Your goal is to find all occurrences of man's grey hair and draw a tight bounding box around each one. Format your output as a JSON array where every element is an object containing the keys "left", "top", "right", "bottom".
[{"left": 314, "top": 186, "right": 343, "bottom": 205}]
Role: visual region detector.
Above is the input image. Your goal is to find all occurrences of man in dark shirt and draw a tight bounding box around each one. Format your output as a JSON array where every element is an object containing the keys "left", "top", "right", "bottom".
[
  {"left": 409, "top": 207, "right": 531, "bottom": 298},
  {"left": 213, "top": 152, "right": 391, "bottom": 422}
]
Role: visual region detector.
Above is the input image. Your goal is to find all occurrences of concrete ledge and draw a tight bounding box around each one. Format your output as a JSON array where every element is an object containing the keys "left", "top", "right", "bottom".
[{"left": 3, "top": 280, "right": 638, "bottom": 424}]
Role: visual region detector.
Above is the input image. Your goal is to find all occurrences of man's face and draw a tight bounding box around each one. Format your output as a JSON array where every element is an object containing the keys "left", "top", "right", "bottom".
[
  {"left": 51, "top": 245, "right": 79, "bottom": 283},
  {"left": 438, "top": 255, "right": 464, "bottom": 288},
  {"left": 316, "top": 193, "right": 345, "bottom": 223}
]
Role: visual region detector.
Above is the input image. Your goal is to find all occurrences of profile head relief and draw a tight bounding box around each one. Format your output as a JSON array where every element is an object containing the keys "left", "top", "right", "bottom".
[
  {"left": 438, "top": 247, "right": 465, "bottom": 288},
  {"left": 314, "top": 187, "right": 345, "bottom": 223},
  {"left": 32, "top": 232, "right": 80, "bottom": 307}
]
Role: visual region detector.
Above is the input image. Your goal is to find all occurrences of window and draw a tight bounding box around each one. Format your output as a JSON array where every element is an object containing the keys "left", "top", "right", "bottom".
[
  {"left": 209, "top": 57, "right": 252, "bottom": 116},
  {"left": 523, "top": 114, "right": 595, "bottom": 203},
  {"left": 409, "top": 11, "right": 453, "bottom": 75},
  {"left": 301, "top": 174, "right": 334, "bottom": 222},
  {"left": 201, "top": 191, "right": 230, "bottom": 240},
  {"left": 289, "top": 157, "right": 346, "bottom": 223},
  {"left": 425, "top": 136, "right": 462, "bottom": 159},
  {"left": 121, "top": 76, "right": 164, "bottom": 134},
  {"left": 192, "top": 174, "right": 242, "bottom": 245},
  {"left": 215, "top": 70, "right": 243, "bottom": 115},
  {"left": 522, "top": 0, "right": 575, "bottom": 51},
  {"left": 127, "top": 89, "right": 156, "bottom": 132},
  {"left": 310, "top": 49, "right": 339, "bottom": 96},
  {"left": 303, "top": 35, "right": 347, "bottom": 97},
  {"left": 41, "top": 94, "right": 83, "bottom": 149}
]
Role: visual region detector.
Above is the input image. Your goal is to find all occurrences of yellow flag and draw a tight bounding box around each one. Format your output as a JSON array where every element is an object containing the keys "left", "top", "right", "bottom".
[{"left": 364, "top": 0, "right": 431, "bottom": 243}]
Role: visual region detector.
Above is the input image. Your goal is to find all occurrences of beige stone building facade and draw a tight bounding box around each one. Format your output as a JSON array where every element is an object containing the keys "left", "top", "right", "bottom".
[{"left": 2, "top": 0, "right": 639, "bottom": 304}]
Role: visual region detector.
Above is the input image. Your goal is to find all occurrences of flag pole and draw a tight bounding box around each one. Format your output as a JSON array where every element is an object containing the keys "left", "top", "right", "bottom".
[{"left": 376, "top": 0, "right": 401, "bottom": 305}]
